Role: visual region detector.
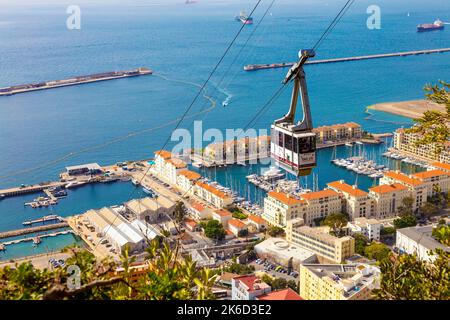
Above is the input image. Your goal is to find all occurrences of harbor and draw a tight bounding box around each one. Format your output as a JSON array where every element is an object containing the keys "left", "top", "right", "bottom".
[
  {"left": 243, "top": 48, "right": 450, "bottom": 71},
  {"left": 0, "top": 67, "right": 152, "bottom": 96}
]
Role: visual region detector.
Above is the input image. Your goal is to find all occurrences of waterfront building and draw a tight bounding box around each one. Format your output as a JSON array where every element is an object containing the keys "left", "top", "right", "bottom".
[
  {"left": 254, "top": 238, "right": 317, "bottom": 270},
  {"left": 412, "top": 169, "right": 450, "bottom": 197},
  {"left": 347, "top": 217, "right": 381, "bottom": 241},
  {"left": 286, "top": 225, "right": 355, "bottom": 263},
  {"left": 313, "top": 122, "right": 362, "bottom": 144},
  {"left": 65, "top": 163, "right": 103, "bottom": 176},
  {"left": 124, "top": 196, "right": 175, "bottom": 223},
  {"left": 256, "top": 288, "right": 303, "bottom": 300},
  {"left": 396, "top": 225, "right": 450, "bottom": 262},
  {"left": 212, "top": 209, "right": 233, "bottom": 227},
  {"left": 194, "top": 181, "right": 233, "bottom": 208},
  {"left": 153, "top": 150, "right": 187, "bottom": 184},
  {"left": 368, "top": 183, "right": 409, "bottom": 219},
  {"left": 262, "top": 190, "right": 306, "bottom": 228},
  {"left": 188, "top": 201, "right": 213, "bottom": 220},
  {"left": 176, "top": 170, "right": 202, "bottom": 194},
  {"left": 83, "top": 207, "right": 160, "bottom": 254},
  {"left": 231, "top": 275, "right": 271, "bottom": 300},
  {"left": 431, "top": 161, "right": 450, "bottom": 173},
  {"left": 299, "top": 263, "right": 380, "bottom": 300},
  {"left": 380, "top": 171, "right": 427, "bottom": 211},
  {"left": 327, "top": 180, "right": 371, "bottom": 220},
  {"left": 300, "top": 189, "right": 342, "bottom": 226},
  {"left": 228, "top": 218, "right": 248, "bottom": 236},
  {"left": 392, "top": 128, "right": 450, "bottom": 163}
]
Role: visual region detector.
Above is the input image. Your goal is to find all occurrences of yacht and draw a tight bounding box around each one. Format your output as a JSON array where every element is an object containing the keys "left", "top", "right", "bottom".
[
  {"left": 262, "top": 166, "right": 285, "bottom": 181},
  {"left": 132, "top": 179, "right": 140, "bottom": 186},
  {"left": 143, "top": 187, "right": 154, "bottom": 196}
]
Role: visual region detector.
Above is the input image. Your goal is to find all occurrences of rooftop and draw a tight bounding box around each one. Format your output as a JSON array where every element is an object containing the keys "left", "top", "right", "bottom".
[
  {"left": 257, "top": 288, "right": 303, "bottom": 301},
  {"left": 413, "top": 169, "right": 448, "bottom": 180},
  {"left": 178, "top": 170, "right": 202, "bottom": 180},
  {"left": 233, "top": 275, "right": 270, "bottom": 293},
  {"left": 166, "top": 158, "right": 187, "bottom": 169},
  {"left": 247, "top": 214, "right": 266, "bottom": 225},
  {"left": 66, "top": 163, "right": 102, "bottom": 172},
  {"left": 228, "top": 218, "right": 246, "bottom": 229},
  {"left": 431, "top": 162, "right": 450, "bottom": 172},
  {"left": 296, "top": 226, "right": 353, "bottom": 245},
  {"left": 300, "top": 189, "right": 339, "bottom": 201},
  {"left": 327, "top": 180, "right": 368, "bottom": 197},
  {"left": 267, "top": 190, "right": 305, "bottom": 206},
  {"left": 383, "top": 171, "right": 424, "bottom": 186},
  {"left": 397, "top": 225, "right": 450, "bottom": 252},
  {"left": 154, "top": 150, "right": 172, "bottom": 159},
  {"left": 196, "top": 181, "right": 231, "bottom": 199},
  {"left": 369, "top": 183, "right": 408, "bottom": 194},
  {"left": 214, "top": 209, "right": 232, "bottom": 217},
  {"left": 125, "top": 196, "right": 175, "bottom": 213}
]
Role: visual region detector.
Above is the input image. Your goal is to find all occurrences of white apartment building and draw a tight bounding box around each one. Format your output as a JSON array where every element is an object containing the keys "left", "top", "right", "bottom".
[
  {"left": 231, "top": 275, "right": 271, "bottom": 300},
  {"left": 412, "top": 169, "right": 450, "bottom": 197},
  {"left": 327, "top": 180, "right": 371, "bottom": 220},
  {"left": 176, "top": 170, "right": 202, "bottom": 194},
  {"left": 153, "top": 150, "right": 187, "bottom": 185},
  {"left": 347, "top": 217, "right": 382, "bottom": 241},
  {"left": 396, "top": 225, "right": 450, "bottom": 262},
  {"left": 368, "top": 183, "right": 410, "bottom": 219}
]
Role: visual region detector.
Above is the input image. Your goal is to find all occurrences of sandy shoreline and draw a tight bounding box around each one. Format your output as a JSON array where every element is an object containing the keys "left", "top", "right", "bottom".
[{"left": 366, "top": 100, "right": 446, "bottom": 119}]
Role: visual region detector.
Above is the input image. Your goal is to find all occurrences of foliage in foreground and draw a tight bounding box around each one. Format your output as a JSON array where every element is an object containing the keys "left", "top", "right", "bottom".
[
  {"left": 0, "top": 240, "right": 217, "bottom": 300},
  {"left": 373, "top": 249, "right": 450, "bottom": 300}
]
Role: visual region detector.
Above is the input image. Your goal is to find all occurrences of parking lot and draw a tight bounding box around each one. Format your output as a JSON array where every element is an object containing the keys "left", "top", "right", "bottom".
[{"left": 250, "top": 259, "right": 299, "bottom": 281}]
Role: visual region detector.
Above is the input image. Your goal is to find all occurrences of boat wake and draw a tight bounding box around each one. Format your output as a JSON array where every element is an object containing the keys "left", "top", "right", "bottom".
[
  {"left": 364, "top": 108, "right": 410, "bottom": 126},
  {"left": 211, "top": 81, "right": 233, "bottom": 106},
  {"left": 0, "top": 74, "right": 218, "bottom": 183}
]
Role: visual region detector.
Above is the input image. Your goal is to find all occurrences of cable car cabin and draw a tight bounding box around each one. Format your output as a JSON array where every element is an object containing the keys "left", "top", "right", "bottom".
[{"left": 271, "top": 124, "right": 316, "bottom": 177}]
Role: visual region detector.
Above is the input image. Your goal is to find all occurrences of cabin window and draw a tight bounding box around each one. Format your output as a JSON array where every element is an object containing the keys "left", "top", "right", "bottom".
[{"left": 284, "top": 134, "right": 293, "bottom": 151}]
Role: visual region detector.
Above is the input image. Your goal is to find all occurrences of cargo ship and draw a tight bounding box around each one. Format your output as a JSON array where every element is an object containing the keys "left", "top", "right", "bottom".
[
  {"left": 417, "top": 19, "right": 445, "bottom": 32},
  {"left": 236, "top": 11, "right": 253, "bottom": 25},
  {"left": 0, "top": 67, "right": 153, "bottom": 96}
]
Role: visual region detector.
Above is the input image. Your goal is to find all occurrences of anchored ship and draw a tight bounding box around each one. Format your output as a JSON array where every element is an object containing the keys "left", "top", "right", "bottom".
[
  {"left": 236, "top": 11, "right": 253, "bottom": 25},
  {"left": 417, "top": 19, "right": 445, "bottom": 32}
]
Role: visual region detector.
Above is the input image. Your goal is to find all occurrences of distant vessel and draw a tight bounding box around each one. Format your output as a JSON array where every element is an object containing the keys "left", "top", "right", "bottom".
[
  {"left": 33, "top": 236, "right": 42, "bottom": 246},
  {"left": 185, "top": 0, "right": 197, "bottom": 4},
  {"left": 236, "top": 11, "right": 253, "bottom": 25},
  {"left": 261, "top": 166, "right": 285, "bottom": 181},
  {"left": 417, "top": 19, "right": 445, "bottom": 32}
]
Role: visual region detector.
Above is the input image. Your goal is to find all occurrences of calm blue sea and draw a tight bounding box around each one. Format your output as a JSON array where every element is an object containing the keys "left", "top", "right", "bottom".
[{"left": 0, "top": 0, "right": 449, "bottom": 258}]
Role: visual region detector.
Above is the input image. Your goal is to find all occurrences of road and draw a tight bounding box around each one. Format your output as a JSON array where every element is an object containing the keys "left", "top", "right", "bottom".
[{"left": 0, "top": 252, "right": 71, "bottom": 270}]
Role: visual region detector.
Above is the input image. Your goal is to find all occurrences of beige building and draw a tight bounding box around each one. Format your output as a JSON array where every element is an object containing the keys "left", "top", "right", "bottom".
[
  {"left": 194, "top": 181, "right": 233, "bottom": 208},
  {"left": 188, "top": 201, "right": 213, "bottom": 220},
  {"left": 368, "top": 183, "right": 409, "bottom": 219},
  {"left": 125, "top": 196, "right": 176, "bottom": 223},
  {"left": 313, "top": 122, "right": 362, "bottom": 144},
  {"left": 212, "top": 209, "right": 233, "bottom": 227},
  {"left": 262, "top": 190, "right": 306, "bottom": 228},
  {"left": 380, "top": 171, "right": 427, "bottom": 212},
  {"left": 300, "top": 189, "right": 342, "bottom": 226},
  {"left": 228, "top": 218, "right": 248, "bottom": 236},
  {"left": 327, "top": 180, "right": 371, "bottom": 220},
  {"left": 286, "top": 225, "right": 355, "bottom": 263},
  {"left": 393, "top": 128, "right": 450, "bottom": 163},
  {"left": 347, "top": 217, "right": 382, "bottom": 241},
  {"left": 412, "top": 169, "right": 450, "bottom": 197},
  {"left": 176, "top": 170, "right": 202, "bottom": 194},
  {"left": 299, "top": 263, "right": 380, "bottom": 300}
]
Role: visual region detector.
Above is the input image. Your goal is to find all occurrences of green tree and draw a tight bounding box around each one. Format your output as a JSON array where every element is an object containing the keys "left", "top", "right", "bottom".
[
  {"left": 200, "top": 220, "right": 226, "bottom": 241},
  {"left": 173, "top": 201, "right": 186, "bottom": 224},
  {"left": 397, "top": 196, "right": 414, "bottom": 217},
  {"left": 420, "top": 201, "right": 439, "bottom": 218},
  {"left": 225, "top": 262, "right": 255, "bottom": 275},
  {"left": 394, "top": 215, "right": 417, "bottom": 229},
  {"left": 353, "top": 233, "right": 369, "bottom": 255},
  {"left": 364, "top": 242, "right": 391, "bottom": 262},
  {"left": 267, "top": 226, "right": 285, "bottom": 237},
  {"left": 432, "top": 224, "right": 450, "bottom": 246},
  {"left": 380, "top": 227, "right": 396, "bottom": 236},
  {"left": 406, "top": 81, "right": 450, "bottom": 150},
  {"left": 321, "top": 213, "right": 348, "bottom": 237},
  {"left": 373, "top": 250, "right": 450, "bottom": 300}
]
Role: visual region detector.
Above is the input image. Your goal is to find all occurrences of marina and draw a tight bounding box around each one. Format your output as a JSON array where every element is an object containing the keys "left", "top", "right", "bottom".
[
  {"left": 0, "top": 68, "right": 153, "bottom": 96},
  {"left": 243, "top": 48, "right": 450, "bottom": 71},
  {"left": 0, "top": 230, "right": 74, "bottom": 250}
]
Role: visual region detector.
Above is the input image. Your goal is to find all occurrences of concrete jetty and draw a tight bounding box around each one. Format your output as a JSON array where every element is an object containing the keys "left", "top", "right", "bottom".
[
  {"left": 243, "top": 48, "right": 450, "bottom": 71},
  {"left": 0, "top": 182, "right": 66, "bottom": 198},
  {"left": 0, "top": 222, "right": 69, "bottom": 239}
]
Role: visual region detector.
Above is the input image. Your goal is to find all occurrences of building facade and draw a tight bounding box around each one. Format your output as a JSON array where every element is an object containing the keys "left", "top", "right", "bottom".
[
  {"left": 368, "top": 183, "right": 410, "bottom": 219},
  {"left": 327, "top": 180, "right": 371, "bottom": 220}
]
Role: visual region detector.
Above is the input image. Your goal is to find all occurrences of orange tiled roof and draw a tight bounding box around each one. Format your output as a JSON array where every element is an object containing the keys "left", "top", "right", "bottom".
[
  {"left": 191, "top": 202, "right": 206, "bottom": 212},
  {"left": 247, "top": 214, "right": 266, "bottom": 225},
  {"left": 369, "top": 183, "right": 408, "bottom": 194},
  {"left": 214, "top": 209, "right": 232, "bottom": 217},
  {"left": 301, "top": 189, "right": 339, "bottom": 201},
  {"left": 257, "top": 288, "right": 303, "bottom": 301},
  {"left": 154, "top": 150, "right": 172, "bottom": 159},
  {"left": 166, "top": 158, "right": 187, "bottom": 169},
  {"left": 413, "top": 169, "right": 448, "bottom": 180},
  {"left": 268, "top": 191, "right": 305, "bottom": 206},
  {"left": 196, "top": 181, "right": 231, "bottom": 199},
  {"left": 178, "top": 170, "right": 201, "bottom": 180},
  {"left": 228, "top": 218, "right": 246, "bottom": 229},
  {"left": 431, "top": 162, "right": 450, "bottom": 171},
  {"left": 327, "top": 181, "right": 368, "bottom": 197},
  {"left": 383, "top": 171, "right": 423, "bottom": 186}
]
